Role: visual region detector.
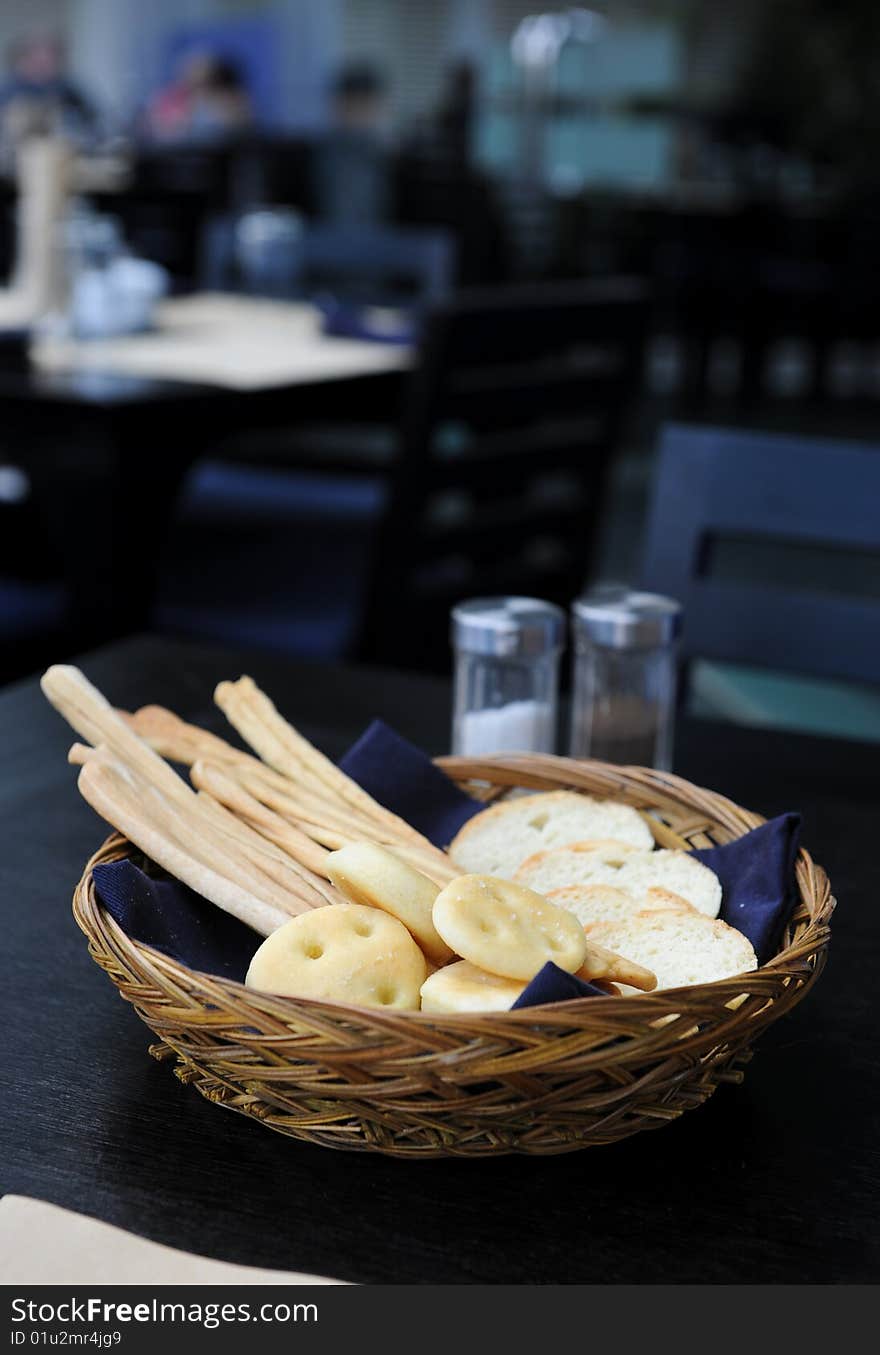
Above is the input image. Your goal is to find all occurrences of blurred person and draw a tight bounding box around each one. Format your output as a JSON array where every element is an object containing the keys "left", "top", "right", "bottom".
[
  {"left": 142, "top": 51, "right": 253, "bottom": 144},
  {"left": 330, "top": 62, "right": 389, "bottom": 135},
  {"left": 189, "top": 56, "right": 252, "bottom": 140},
  {"left": 0, "top": 33, "right": 98, "bottom": 170},
  {"left": 434, "top": 60, "right": 477, "bottom": 167},
  {"left": 407, "top": 60, "right": 477, "bottom": 169},
  {"left": 311, "top": 63, "right": 392, "bottom": 223},
  {"left": 396, "top": 59, "right": 508, "bottom": 285}
]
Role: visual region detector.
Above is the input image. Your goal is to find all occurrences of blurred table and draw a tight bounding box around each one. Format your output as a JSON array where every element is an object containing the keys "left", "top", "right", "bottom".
[
  {"left": 31, "top": 293, "right": 413, "bottom": 391},
  {"left": 1, "top": 295, "right": 410, "bottom": 646},
  {"left": 1, "top": 634, "right": 877, "bottom": 1283}
]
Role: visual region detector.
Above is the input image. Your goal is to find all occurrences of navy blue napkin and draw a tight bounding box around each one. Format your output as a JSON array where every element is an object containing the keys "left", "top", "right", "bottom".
[
  {"left": 318, "top": 299, "right": 415, "bottom": 345},
  {"left": 93, "top": 860, "right": 257, "bottom": 980},
  {"left": 91, "top": 720, "right": 802, "bottom": 1004},
  {"left": 340, "top": 719, "right": 479, "bottom": 846},
  {"left": 695, "top": 813, "right": 802, "bottom": 964},
  {"left": 512, "top": 964, "right": 611, "bottom": 1008}
]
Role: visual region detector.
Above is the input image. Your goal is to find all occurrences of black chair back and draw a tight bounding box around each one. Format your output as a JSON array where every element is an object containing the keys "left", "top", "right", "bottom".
[
  {"left": 642, "top": 423, "right": 880, "bottom": 685},
  {"left": 361, "top": 279, "right": 649, "bottom": 669}
]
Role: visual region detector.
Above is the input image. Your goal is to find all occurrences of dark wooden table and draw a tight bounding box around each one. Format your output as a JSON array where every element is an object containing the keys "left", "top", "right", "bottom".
[{"left": 1, "top": 635, "right": 877, "bottom": 1283}]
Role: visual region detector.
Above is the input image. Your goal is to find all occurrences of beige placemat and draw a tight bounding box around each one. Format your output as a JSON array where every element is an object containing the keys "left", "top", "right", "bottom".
[
  {"left": 0, "top": 1196, "right": 346, "bottom": 1285},
  {"left": 31, "top": 293, "right": 412, "bottom": 391}
]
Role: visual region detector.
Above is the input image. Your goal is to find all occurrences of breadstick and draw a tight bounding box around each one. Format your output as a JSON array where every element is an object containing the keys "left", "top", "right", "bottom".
[
  {"left": 231, "top": 762, "right": 400, "bottom": 844},
  {"left": 195, "top": 792, "right": 296, "bottom": 866},
  {"left": 197, "top": 795, "right": 352, "bottom": 909},
  {"left": 93, "top": 750, "right": 312, "bottom": 918},
  {"left": 128, "top": 704, "right": 459, "bottom": 883},
  {"left": 127, "top": 706, "right": 381, "bottom": 839},
  {"left": 245, "top": 768, "right": 393, "bottom": 836},
  {"left": 43, "top": 667, "right": 192, "bottom": 808},
  {"left": 79, "top": 757, "right": 291, "bottom": 937},
  {"left": 221, "top": 762, "right": 457, "bottom": 883},
  {"left": 43, "top": 667, "right": 318, "bottom": 917},
  {"left": 216, "top": 676, "right": 436, "bottom": 849},
  {"left": 123, "top": 705, "right": 246, "bottom": 769},
  {"left": 140, "top": 718, "right": 390, "bottom": 838},
  {"left": 191, "top": 760, "right": 332, "bottom": 877},
  {"left": 192, "top": 792, "right": 336, "bottom": 908},
  {"left": 127, "top": 704, "right": 457, "bottom": 883},
  {"left": 578, "top": 940, "right": 657, "bottom": 992},
  {"left": 134, "top": 678, "right": 451, "bottom": 878},
  {"left": 217, "top": 677, "right": 458, "bottom": 878},
  {"left": 74, "top": 736, "right": 326, "bottom": 912},
  {"left": 52, "top": 666, "right": 457, "bottom": 898},
  {"left": 215, "top": 680, "right": 347, "bottom": 796}
]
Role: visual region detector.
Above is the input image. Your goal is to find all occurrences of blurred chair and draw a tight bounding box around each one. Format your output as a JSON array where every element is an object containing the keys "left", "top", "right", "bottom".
[
  {"left": 0, "top": 459, "right": 68, "bottom": 684},
  {"left": 642, "top": 423, "right": 880, "bottom": 739},
  {"left": 0, "top": 181, "right": 15, "bottom": 284},
  {"left": 0, "top": 332, "right": 69, "bottom": 682},
  {"left": 159, "top": 279, "right": 649, "bottom": 671},
  {"left": 359, "top": 278, "right": 649, "bottom": 669},
  {"left": 91, "top": 147, "right": 241, "bottom": 291},
  {"left": 393, "top": 154, "right": 510, "bottom": 286},
  {"left": 200, "top": 215, "right": 455, "bottom": 305},
  {"left": 651, "top": 201, "right": 880, "bottom": 413},
  {"left": 157, "top": 464, "right": 385, "bottom": 661},
  {"left": 300, "top": 223, "right": 453, "bottom": 304}
]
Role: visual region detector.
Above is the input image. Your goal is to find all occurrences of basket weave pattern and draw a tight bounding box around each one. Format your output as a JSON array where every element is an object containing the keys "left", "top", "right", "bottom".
[{"left": 72, "top": 755, "right": 833, "bottom": 1157}]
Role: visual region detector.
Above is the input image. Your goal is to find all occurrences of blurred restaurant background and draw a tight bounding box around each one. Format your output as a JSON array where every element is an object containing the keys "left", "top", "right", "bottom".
[{"left": 1, "top": 0, "right": 879, "bottom": 745}]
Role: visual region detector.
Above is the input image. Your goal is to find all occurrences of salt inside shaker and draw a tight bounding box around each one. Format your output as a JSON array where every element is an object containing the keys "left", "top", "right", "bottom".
[
  {"left": 569, "top": 587, "right": 682, "bottom": 770},
  {"left": 451, "top": 597, "right": 564, "bottom": 756}
]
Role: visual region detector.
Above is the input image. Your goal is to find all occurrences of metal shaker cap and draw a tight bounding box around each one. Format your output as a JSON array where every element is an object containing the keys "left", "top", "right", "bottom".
[
  {"left": 451, "top": 597, "right": 565, "bottom": 659},
  {"left": 571, "top": 586, "right": 682, "bottom": 650}
]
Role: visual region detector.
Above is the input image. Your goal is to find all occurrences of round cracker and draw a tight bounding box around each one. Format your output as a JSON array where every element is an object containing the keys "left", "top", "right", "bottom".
[
  {"left": 432, "top": 874, "right": 588, "bottom": 979},
  {"left": 420, "top": 961, "right": 525, "bottom": 1014},
  {"left": 325, "top": 841, "right": 453, "bottom": 964},
  {"left": 245, "top": 903, "right": 426, "bottom": 1010}
]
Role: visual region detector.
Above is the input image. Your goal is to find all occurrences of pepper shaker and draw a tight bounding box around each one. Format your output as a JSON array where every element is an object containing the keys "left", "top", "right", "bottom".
[{"left": 569, "top": 587, "right": 682, "bottom": 770}]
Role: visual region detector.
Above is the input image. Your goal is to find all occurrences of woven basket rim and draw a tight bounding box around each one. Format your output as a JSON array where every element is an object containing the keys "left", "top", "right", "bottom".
[
  {"left": 73, "top": 753, "right": 834, "bottom": 1030},
  {"left": 80, "top": 863, "right": 820, "bottom": 1023}
]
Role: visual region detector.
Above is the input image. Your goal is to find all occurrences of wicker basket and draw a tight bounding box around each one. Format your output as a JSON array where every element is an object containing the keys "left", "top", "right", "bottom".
[{"left": 72, "top": 754, "right": 834, "bottom": 1158}]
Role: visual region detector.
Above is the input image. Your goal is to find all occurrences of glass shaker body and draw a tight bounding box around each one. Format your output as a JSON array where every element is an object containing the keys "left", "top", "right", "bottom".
[
  {"left": 569, "top": 590, "right": 681, "bottom": 770},
  {"left": 451, "top": 598, "right": 564, "bottom": 756},
  {"left": 235, "top": 208, "right": 304, "bottom": 298}
]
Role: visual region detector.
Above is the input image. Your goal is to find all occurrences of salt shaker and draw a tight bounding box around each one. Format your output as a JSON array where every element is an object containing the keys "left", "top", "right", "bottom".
[
  {"left": 569, "top": 587, "right": 682, "bottom": 769},
  {"left": 451, "top": 597, "right": 564, "bottom": 756}
]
